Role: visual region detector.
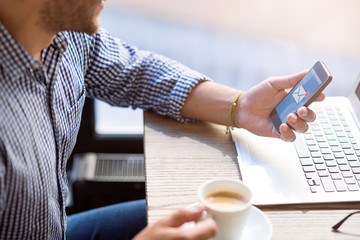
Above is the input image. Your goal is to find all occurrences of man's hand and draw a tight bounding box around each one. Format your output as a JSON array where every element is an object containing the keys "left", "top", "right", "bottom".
[
  {"left": 236, "top": 70, "right": 325, "bottom": 142},
  {"left": 133, "top": 204, "right": 217, "bottom": 240}
]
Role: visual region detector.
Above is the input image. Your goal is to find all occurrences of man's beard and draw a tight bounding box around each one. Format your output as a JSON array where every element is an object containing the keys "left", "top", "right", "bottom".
[{"left": 39, "top": 0, "right": 101, "bottom": 35}]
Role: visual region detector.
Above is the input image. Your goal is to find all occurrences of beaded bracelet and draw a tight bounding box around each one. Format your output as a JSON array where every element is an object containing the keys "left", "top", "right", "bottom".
[{"left": 225, "top": 92, "right": 243, "bottom": 134}]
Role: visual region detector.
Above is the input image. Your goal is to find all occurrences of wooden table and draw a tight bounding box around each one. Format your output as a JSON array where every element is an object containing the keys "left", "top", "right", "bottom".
[{"left": 144, "top": 111, "right": 360, "bottom": 239}]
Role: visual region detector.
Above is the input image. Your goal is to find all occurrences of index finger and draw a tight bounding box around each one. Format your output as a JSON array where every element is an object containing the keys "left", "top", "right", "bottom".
[
  {"left": 314, "top": 92, "right": 326, "bottom": 102},
  {"left": 181, "top": 218, "right": 218, "bottom": 240},
  {"left": 162, "top": 204, "right": 207, "bottom": 227}
]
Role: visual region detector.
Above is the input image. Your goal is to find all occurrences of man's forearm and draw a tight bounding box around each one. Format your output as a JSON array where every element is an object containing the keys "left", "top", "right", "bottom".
[{"left": 181, "top": 81, "right": 242, "bottom": 126}]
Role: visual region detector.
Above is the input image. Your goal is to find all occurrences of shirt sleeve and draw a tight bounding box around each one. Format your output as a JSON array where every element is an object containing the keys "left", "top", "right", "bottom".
[{"left": 83, "top": 28, "right": 211, "bottom": 122}]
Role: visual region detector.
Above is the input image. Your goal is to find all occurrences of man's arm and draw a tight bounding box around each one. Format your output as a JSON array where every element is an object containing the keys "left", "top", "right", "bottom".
[
  {"left": 181, "top": 71, "right": 325, "bottom": 142},
  {"left": 181, "top": 81, "right": 241, "bottom": 127},
  {"left": 81, "top": 28, "right": 210, "bottom": 123}
]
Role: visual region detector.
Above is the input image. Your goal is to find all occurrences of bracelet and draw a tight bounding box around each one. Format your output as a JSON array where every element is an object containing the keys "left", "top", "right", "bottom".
[{"left": 225, "top": 91, "right": 243, "bottom": 134}]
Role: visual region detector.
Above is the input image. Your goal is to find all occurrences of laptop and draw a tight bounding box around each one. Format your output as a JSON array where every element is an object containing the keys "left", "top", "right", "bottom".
[{"left": 231, "top": 74, "right": 360, "bottom": 206}]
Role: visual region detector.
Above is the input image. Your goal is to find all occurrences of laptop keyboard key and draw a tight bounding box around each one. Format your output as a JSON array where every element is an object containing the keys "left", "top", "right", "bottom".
[
  {"left": 303, "top": 166, "right": 316, "bottom": 172},
  {"left": 320, "top": 177, "right": 336, "bottom": 192},
  {"left": 309, "top": 146, "right": 319, "bottom": 152},
  {"left": 339, "top": 165, "right": 351, "bottom": 171},
  {"left": 347, "top": 155, "right": 357, "bottom": 161},
  {"left": 334, "top": 180, "right": 347, "bottom": 192},
  {"left": 344, "top": 177, "right": 357, "bottom": 185},
  {"left": 341, "top": 143, "right": 352, "bottom": 149},
  {"left": 313, "top": 131, "right": 323, "bottom": 137},
  {"left": 294, "top": 138, "right": 311, "bottom": 158},
  {"left": 324, "top": 129, "right": 333, "bottom": 135},
  {"left": 315, "top": 164, "right": 326, "bottom": 170},
  {"left": 328, "top": 167, "right": 340, "bottom": 173},
  {"left": 311, "top": 152, "right": 322, "bottom": 158},
  {"left": 319, "top": 142, "right": 328, "bottom": 148},
  {"left": 333, "top": 126, "right": 342, "bottom": 132},
  {"left": 342, "top": 171, "right": 354, "bottom": 178},
  {"left": 348, "top": 184, "right": 359, "bottom": 191},
  {"left": 313, "top": 158, "right": 324, "bottom": 164},
  {"left": 305, "top": 173, "right": 315, "bottom": 179},
  {"left": 307, "top": 140, "right": 317, "bottom": 146},
  {"left": 321, "top": 148, "right": 331, "bottom": 154},
  {"left": 331, "top": 173, "right": 342, "bottom": 180},
  {"left": 334, "top": 152, "right": 345, "bottom": 158},
  {"left": 304, "top": 134, "right": 314, "bottom": 140},
  {"left": 318, "top": 170, "right": 329, "bottom": 177},
  {"left": 300, "top": 158, "right": 313, "bottom": 166},
  {"left": 326, "top": 161, "right": 337, "bottom": 167},
  {"left": 314, "top": 179, "right": 321, "bottom": 185},
  {"left": 329, "top": 141, "right": 340, "bottom": 147},
  {"left": 331, "top": 146, "right": 342, "bottom": 152},
  {"left": 316, "top": 137, "right": 327, "bottom": 142},
  {"left": 307, "top": 179, "right": 317, "bottom": 186},
  {"left": 344, "top": 149, "right": 355, "bottom": 155},
  {"left": 310, "top": 186, "right": 318, "bottom": 193},
  {"left": 349, "top": 161, "right": 360, "bottom": 168},
  {"left": 323, "top": 154, "right": 334, "bottom": 161},
  {"left": 336, "top": 132, "right": 346, "bottom": 137},
  {"left": 336, "top": 158, "right": 348, "bottom": 165}
]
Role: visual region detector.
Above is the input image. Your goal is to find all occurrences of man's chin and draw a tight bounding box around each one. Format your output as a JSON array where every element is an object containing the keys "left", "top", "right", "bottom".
[
  {"left": 83, "top": 25, "right": 101, "bottom": 35},
  {"left": 86, "top": 18, "right": 101, "bottom": 34},
  {"left": 72, "top": 20, "right": 101, "bottom": 35}
]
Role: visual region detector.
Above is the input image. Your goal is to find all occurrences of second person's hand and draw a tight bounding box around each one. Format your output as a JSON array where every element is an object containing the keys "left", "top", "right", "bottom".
[{"left": 133, "top": 204, "right": 217, "bottom": 240}]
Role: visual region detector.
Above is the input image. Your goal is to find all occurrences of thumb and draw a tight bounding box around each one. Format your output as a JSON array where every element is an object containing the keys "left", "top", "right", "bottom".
[
  {"left": 164, "top": 203, "right": 206, "bottom": 228},
  {"left": 270, "top": 70, "right": 308, "bottom": 91}
]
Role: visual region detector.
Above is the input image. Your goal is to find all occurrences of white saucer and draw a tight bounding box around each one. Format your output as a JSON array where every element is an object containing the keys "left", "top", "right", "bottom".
[{"left": 241, "top": 206, "right": 272, "bottom": 240}]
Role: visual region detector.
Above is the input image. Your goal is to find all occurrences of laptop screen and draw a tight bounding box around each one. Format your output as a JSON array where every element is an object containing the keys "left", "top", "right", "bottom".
[
  {"left": 355, "top": 80, "right": 360, "bottom": 101},
  {"left": 348, "top": 73, "right": 360, "bottom": 123}
]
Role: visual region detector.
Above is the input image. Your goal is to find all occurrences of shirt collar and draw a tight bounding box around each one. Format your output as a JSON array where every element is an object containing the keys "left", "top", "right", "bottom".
[
  {"left": 0, "top": 22, "right": 42, "bottom": 79},
  {"left": 0, "top": 22, "right": 69, "bottom": 80},
  {"left": 50, "top": 32, "right": 69, "bottom": 54}
]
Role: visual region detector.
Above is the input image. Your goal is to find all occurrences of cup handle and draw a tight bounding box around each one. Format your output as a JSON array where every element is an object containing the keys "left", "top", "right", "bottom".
[{"left": 181, "top": 202, "right": 210, "bottom": 229}]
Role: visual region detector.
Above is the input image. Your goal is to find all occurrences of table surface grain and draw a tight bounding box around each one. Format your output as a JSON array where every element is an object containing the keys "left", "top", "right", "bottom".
[{"left": 144, "top": 111, "right": 360, "bottom": 239}]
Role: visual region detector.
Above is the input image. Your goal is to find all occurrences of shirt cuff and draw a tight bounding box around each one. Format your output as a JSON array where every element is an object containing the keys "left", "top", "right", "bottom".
[{"left": 168, "top": 69, "right": 212, "bottom": 123}]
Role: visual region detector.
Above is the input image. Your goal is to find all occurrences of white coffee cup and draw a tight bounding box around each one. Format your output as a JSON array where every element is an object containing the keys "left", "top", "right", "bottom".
[{"left": 198, "top": 178, "right": 252, "bottom": 240}]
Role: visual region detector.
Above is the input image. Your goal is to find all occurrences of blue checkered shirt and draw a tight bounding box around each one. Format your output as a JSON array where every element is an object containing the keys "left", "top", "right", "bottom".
[{"left": 0, "top": 22, "right": 208, "bottom": 239}]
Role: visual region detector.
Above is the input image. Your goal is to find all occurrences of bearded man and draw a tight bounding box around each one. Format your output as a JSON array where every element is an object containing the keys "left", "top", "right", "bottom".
[{"left": 0, "top": 0, "right": 322, "bottom": 239}]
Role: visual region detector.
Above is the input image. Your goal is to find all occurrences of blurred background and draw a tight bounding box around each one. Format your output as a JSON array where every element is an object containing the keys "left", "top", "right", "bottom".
[
  {"left": 96, "top": 0, "right": 360, "bottom": 135},
  {"left": 104, "top": 0, "right": 360, "bottom": 93},
  {"left": 69, "top": 0, "right": 360, "bottom": 213}
]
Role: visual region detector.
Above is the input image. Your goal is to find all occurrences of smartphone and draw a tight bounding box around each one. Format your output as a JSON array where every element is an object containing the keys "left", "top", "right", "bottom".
[{"left": 270, "top": 61, "right": 332, "bottom": 133}]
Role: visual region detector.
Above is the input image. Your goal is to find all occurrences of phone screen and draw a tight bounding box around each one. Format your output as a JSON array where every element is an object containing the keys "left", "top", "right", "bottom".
[{"left": 275, "top": 68, "right": 322, "bottom": 124}]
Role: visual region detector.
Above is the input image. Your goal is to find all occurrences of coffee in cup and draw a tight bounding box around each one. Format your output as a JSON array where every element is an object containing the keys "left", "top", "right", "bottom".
[{"left": 205, "top": 190, "right": 248, "bottom": 211}]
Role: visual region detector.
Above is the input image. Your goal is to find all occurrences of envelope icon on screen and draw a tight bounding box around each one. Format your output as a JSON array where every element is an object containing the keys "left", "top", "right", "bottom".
[{"left": 292, "top": 85, "right": 308, "bottom": 104}]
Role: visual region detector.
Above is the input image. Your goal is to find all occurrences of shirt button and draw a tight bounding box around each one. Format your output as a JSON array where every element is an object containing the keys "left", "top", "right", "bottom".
[
  {"left": 33, "top": 61, "right": 42, "bottom": 69},
  {"left": 28, "top": 69, "right": 35, "bottom": 78}
]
